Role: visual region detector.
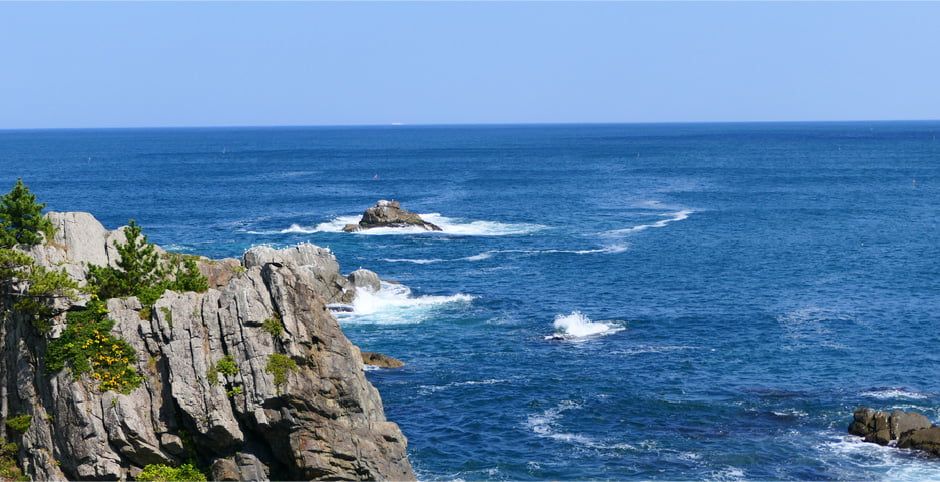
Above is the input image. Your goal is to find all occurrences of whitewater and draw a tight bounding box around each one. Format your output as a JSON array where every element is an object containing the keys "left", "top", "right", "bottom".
[{"left": 2, "top": 121, "right": 939, "bottom": 480}]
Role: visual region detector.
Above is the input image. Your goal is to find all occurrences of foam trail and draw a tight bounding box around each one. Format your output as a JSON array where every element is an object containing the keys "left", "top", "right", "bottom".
[
  {"left": 606, "top": 209, "right": 693, "bottom": 235},
  {"left": 546, "top": 311, "right": 625, "bottom": 340},
  {"left": 335, "top": 282, "right": 474, "bottom": 324}
]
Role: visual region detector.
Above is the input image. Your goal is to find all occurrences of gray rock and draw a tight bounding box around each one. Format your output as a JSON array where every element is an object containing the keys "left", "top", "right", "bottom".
[
  {"left": 0, "top": 211, "right": 414, "bottom": 481},
  {"left": 343, "top": 200, "right": 442, "bottom": 232},
  {"left": 348, "top": 268, "right": 381, "bottom": 293}
]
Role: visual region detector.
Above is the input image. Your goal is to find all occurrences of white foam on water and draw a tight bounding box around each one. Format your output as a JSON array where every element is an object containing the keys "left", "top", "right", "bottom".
[
  {"left": 525, "top": 400, "right": 637, "bottom": 451},
  {"left": 605, "top": 209, "right": 694, "bottom": 235},
  {"left": 314, "top": 213, "right": 546, "bottom": 236},
  {"left": 380, "top": 258, "right": 446, "bottom": 265},
  {"left": 335, "top": 281, "right": 474, "bottom": 325},
  {"left": 417, "top": 378, "right": 514, "bottom": 395},
  {"left": 821, "top": 433, "right": 940, "bottom": 480},
  {"left": 610, "top": 345, "right": 697, "bottom": 356},
  {"left": 859, "top": 388, "right": 929, "bottom": 400},
  {"left": 545, "top": 311, "right": 625, "bottom": 341}
]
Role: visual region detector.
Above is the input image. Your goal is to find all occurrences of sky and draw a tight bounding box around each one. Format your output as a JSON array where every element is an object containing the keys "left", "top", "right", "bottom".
[{"left": 0, "top": 1, "right": 938, "bottom": 129}]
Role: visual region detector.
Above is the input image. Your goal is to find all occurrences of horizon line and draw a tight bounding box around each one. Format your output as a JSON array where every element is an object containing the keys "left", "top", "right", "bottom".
[{"left": 2, "top": 118, "right": 939, "bottom": 132}]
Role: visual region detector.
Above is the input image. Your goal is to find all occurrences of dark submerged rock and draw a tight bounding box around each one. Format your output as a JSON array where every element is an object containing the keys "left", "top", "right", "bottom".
[{"left": 343, "top": 200, "right": 442, "bottom": 232}]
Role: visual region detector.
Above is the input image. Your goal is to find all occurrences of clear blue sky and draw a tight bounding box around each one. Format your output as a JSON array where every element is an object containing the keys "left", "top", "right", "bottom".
[{"left": 1, "top": 1, "right": 937, "bottom": 128}]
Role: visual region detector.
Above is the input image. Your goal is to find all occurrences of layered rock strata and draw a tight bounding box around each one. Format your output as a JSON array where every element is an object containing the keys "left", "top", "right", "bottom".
[
  {"left": 0, "top": 212, "right": 414, "bottom": 481},
  {"left": 343, "top": 200, "right": 442, "bottom": 232}
]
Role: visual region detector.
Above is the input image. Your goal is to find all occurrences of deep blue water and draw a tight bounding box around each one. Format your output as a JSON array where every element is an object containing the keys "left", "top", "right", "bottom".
[{"left": 3, "top": 122, "right": 940, "bottom": 480}]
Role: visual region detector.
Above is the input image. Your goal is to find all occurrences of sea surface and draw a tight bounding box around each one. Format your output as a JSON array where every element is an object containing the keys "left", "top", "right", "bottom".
[{"left": 2, "top": 121, "right": 940, "bottom": 480}]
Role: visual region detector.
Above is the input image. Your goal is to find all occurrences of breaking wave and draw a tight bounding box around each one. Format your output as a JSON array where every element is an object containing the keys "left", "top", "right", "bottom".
[
  {"left": 313, "top": 213, "right": 546, "bottom": 236},
  {"left": 332, "top": 281, "right": 474, "bottom": 324},
  {"left": 545, "top": 311, "right": 625, "bottom": 340}
]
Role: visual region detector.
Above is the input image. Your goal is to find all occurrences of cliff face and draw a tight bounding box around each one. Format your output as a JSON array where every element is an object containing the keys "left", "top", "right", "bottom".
[{"left": 1, "top": 212, "right": 414, "bottom": 481}]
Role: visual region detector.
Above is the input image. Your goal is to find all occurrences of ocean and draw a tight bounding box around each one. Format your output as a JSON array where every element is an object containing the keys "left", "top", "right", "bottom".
[{"left": 2, "top": 121, "right": 939, "bottom": 480}]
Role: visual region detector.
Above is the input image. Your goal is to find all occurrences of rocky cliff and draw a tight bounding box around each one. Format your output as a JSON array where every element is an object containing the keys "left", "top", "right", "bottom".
[{"left": 0, "top": 212, "right": 414, "bottom": 481}]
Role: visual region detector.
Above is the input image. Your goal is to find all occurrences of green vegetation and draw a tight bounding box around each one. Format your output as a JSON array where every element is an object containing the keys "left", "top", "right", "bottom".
[
  {"left": 87, "top": 220, "right": 208, "bottom": 317},
  {"left": 0, "top": 248, "right": 79, "bottom": 331},
  {"left": 207, "top": 355, "right": 240, "bottom": 396},
  {"left": 0, "top": 178, "right": 55, "bottom": 248},
  {"left": 261, "top": 314, "right": 284, "bottom": 338},
  {"left": 87, "top": 220, "right": 163, "bottom": 303},
  {"left": 216, "top": 355, "right": 238, "bottom": 376},
  {"left": 0, "top": 181, "right": 77, "bottom": 331},
  {"left": 265, "top": 353, "right": 298, "bottom": 391},
  {"left": 136, "top": 463, "right": 207, "bottom": 482},
  {"left": 0, "top": 441, "right": 27, "bottom": 481},
  {"left": 159, "top": 306, "right": 173, "bottom": 329},
  {"left": 45, "top": 298, "right": 143, "bottom": 394},
  {"left": 164, "top": 253, "right": 209, "bottom": 293},
  {"left": 5, "top": 415, "right": 31, "bottom": 435}
]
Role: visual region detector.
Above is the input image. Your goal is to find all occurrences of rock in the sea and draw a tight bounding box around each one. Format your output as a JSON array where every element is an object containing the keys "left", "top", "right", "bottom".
[
  {"left": 849, "top": 408, "right": 935, "bottom": 454},
  {"left": 0, "top": 211, "right": 415, "bottom": 481},
  {"left": 343, "top": 200, "right": 442, "bottom": 232},
  {"left": 361, "top": 351, "right": 405, "bottom": 368}
]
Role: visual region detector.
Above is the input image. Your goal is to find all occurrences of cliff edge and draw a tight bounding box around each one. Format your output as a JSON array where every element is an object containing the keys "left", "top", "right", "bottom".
[{"left": 0, "top": 212, "right": 414, "bottom": 481}]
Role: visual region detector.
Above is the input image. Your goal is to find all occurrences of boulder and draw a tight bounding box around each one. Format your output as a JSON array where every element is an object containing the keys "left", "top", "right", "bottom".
[
  {"left": 361, "top": 351, "right": 405, "bottom": 368},
  {"left": 850, "top": 407, "right": 937, "bottom": 457},
  {"left": 343, "top": 200, "right": 442, "bottom": 232},
  {"left": 899, "top": 426, "right": 940, "bottom": 456},
  {"left": 348, "top": 268, "right": 381, "bottom": 293}
]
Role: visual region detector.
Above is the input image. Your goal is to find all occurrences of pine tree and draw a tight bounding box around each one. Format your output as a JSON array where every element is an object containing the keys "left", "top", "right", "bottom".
[
  {"left": 88, "top": 220, "right": 164, "bottom": 301},
  {"left": 0, "top": 178, "right": 55, "bottom": 247}
]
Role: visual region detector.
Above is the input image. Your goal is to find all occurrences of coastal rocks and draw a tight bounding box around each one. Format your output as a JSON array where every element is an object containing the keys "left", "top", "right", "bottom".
[
  {"left": 343, "top": 200, "right": 442, "bottom": 232},
  {"left": 848, "top": 408, "right": 940, "bottom": 456},
  {"left": 361, "top": 351, "right": 405, "bottom": 368},
  {"left": 0, "top": 211, "right": 415, "bottom": 481}
]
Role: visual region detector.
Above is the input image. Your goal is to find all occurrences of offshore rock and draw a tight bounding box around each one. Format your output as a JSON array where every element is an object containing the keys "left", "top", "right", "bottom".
[
  {"left": 0, "top": 212, "right": 415, "bottom": 481},
  {"left": 849, "top": 408, "right": 937, "bottom": 455},
  {"left": 361, "top": 352, "right": 405, "bottom": 368},
  {"left": 343, "top": 200, "right": 442, "bottom": 232}
]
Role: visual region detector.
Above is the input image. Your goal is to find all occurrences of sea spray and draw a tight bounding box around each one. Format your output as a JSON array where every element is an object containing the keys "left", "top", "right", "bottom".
[
  {"left": 336, "top": 282, "right": 474, "bottom": 324},
  {"left": 546, "top": 311, "right": 625, "bottom": 340}
]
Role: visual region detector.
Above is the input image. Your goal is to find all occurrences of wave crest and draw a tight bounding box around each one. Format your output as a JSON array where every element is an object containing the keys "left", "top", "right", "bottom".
[{"left": 546, "top": 311, "right": 625, "bottom": 340}]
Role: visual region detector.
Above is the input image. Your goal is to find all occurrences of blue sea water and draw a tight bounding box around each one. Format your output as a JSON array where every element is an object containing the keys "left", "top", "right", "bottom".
[{"left": 2, "top": 121, "right": 940, "bottom": 480}]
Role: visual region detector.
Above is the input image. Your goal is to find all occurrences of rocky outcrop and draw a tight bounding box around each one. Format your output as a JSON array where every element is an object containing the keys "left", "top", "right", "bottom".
[
  {"left": 849, "top": 408, "right": 940, "bottom": 456},
  {"left": 360, "top": 352, "right": 404, "bottom": 369},
  {"left": 0, "top": 212, "right": 414, "bottom": 481},
  {"left": 343, "top": 200, "right": 442, "bottom": 232}
]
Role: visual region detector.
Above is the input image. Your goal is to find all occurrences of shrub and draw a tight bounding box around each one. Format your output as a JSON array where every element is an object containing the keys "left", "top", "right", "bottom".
[
  {"left": 137, "top": 463, "right": 207, "bottom": 482},
  {"left": 216, "top": 355, "right": 238, "bottom": 376},
  {"left": 265, "top": 353, "right": 297, "bottom": 391},
  {"left": 5, "top": 415, "right": 31, "bottom": 434},
  {"left": 87, "top": 220, "right": 163, "bottom": 301},
  {"left": 45, "top": 298, "right": 143, "bottom": 394},
  {"left": 0, "top": 178, "right": 55, "bottom": 247},
  {"left": 0, "top": 248, "right": 79, "bottom": 331},
  {"left": 0, "top": 439, "right": 25, "bottom": 482},
  {"left": 262, "top": 315, "right": 283, "bottom": 338},
  {"left": 87, "top": 222, "right": 208, "bottom": 313},
  {"left": 165, "top": 255, "right": 208, "bottom": 293}
]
